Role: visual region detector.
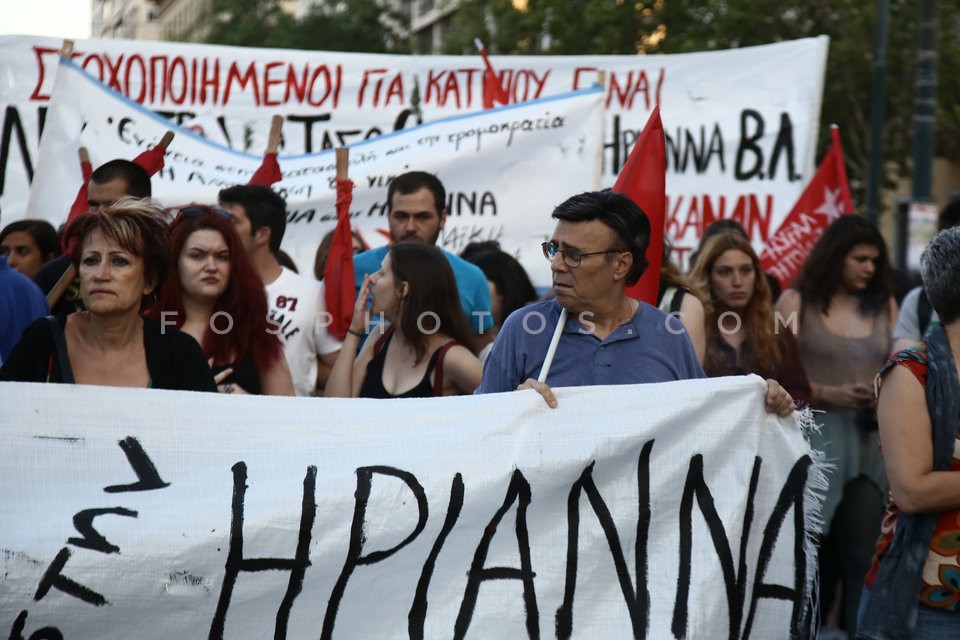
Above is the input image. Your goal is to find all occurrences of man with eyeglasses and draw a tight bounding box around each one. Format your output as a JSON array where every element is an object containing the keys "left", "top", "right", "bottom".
[
  {"left": 33, "top": 160, "right": 152, "bottom": 317},
  {"left": 477, "top": 190, "right": 795, "bottom": 416}
]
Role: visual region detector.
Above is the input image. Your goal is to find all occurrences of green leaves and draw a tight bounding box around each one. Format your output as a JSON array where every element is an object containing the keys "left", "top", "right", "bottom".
[
  {"left": 440, "top": 0, "right": 960, "bottom": 209},
  {"left": 190, "top": 0, "right": 411, "bottom": 53}
]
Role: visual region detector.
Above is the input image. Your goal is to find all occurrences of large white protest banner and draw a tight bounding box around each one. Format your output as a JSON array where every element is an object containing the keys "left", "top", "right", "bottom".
[
  {"left": 26, "top": 58, "right": 605, "bottom": 286},
  {"left": 0, "top": 35, "right": 828, "bottom": 258},
  {"left": 1, "top": 376, "right": 823, "bottom": 639}
]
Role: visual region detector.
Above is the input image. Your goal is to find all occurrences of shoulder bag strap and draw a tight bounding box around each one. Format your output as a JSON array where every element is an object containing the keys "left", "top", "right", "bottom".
[
  {"left": 432, "top": 342, "right": 457, "bottom": 396},
  {"left": 46, "top": 315, "right": 75, "bottom": 384},
  {"left": 372, "top": 326, "right": 394, "bottom": 356}
]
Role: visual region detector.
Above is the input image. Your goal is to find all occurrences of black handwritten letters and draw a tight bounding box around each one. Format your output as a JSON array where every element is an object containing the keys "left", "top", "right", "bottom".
[
  {"left": 209, "top": 463, "right": 317, "bottom": 640},
  {"left": 10, "top": 437, "right": 169, "bottom": 639},
  {"left": 198, "top": 447, "right": 810, "bottom": 639},
  {"left": 9, "top": 440, "right": 813, "bottom": 638}
]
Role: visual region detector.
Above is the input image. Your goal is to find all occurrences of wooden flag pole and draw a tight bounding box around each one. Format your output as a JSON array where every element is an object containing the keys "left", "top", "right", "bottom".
[
  {"left": 157, "top": 131, "right": 175, "bottom": 152},
  {"left": 335, "top": 147, "right": 348, "bottom": 180},
  {"left": 46, "top": 146, "right": 89, "bottom": 308},
  {"left": 266, "top": 115, "right": 283, "bottom": 154}
]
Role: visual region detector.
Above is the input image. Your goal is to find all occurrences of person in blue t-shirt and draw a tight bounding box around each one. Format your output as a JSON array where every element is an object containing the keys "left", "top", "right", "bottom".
[
  {"left": 477, "top": 190, "right": 796, "bottom": 416},
  {"left": 0, "top": 255, "right": 49, "bottom": 363},
  {"left": 352, "top": 171, "right": 493, "bottom": 336}
]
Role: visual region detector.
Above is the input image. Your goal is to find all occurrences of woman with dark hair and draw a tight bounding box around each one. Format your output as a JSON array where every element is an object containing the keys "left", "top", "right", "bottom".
[
  {"left": 690, "top": 231, "right": 811, "bottom": 404},
  {"left": 0, "top": 198, "right": 215, "bottom": 391},
  {"left": 147, "top": 205, "right": 293, "bottom": 396},
  {"left": 858, "top": 226, "right": 960, "bottom": 638},
  {"left": 0, "top": 219, "right": 61, "bottom": 279},
  {"left": 463, "top": 247, "right": 538, "bottom": 361},
  {"left": 657, "top": 238, "right": 707, "bottom": 364},
  {"left": 326, "top": 243, "right": 482, "bottom": 398},
  {"left": 776, "top": 214, "right": 898, "bottom": 637}
]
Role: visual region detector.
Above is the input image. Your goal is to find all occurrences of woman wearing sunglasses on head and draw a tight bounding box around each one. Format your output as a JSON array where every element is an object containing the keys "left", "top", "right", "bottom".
[
  {"left": 0, "top": 198, "right": 216, "bottom": 391},
  {"left": 146, "top": 205, "right": 293, "bottom": 396}
]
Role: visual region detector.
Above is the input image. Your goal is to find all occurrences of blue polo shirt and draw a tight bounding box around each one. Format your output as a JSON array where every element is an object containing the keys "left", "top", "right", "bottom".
[
  {"left": 353, "top": 245, "right": 494, "bottom": 334},
  {"left": 477, "top": 298, "right": 704, "bottom": 393}
]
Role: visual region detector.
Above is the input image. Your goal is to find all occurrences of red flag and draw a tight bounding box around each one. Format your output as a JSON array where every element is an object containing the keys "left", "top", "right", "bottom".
[
  {"left": 62, "top": 156, "right": 94, "bottom": 252},
  {"left": 66, "top": 156, "right": 94, "bottom": 219},
  {"left": 249, "top": 152, "right": 282, "bottom": 186},
  {"left": 474, "top": 39, "right": 509, "bottom": 109},
  {"left": 131, "top": 143, "right": 167, "bottom": 176},
  {"left": 612, "top": 106, "right": 666, "bottom": 305},
  {"left": 759, "top": 125, "right": 854, "bottom": 290},
  {"left": 324, "top": 177, "right": 356, "bottom": 340},
  {"left": 63, "top": 142, "right": 169, "bottom": 251}
]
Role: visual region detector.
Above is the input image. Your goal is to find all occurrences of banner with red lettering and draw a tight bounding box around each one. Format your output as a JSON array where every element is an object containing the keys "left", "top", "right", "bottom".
[
  {"left": 759, "top": 126, "right": 854, "bottom": 289},
  {"left": 26, "top": 57, "right": 605, "bottom": 287},
  {"left": 0, "top": 35, "right": 828, "bottom": 259}
]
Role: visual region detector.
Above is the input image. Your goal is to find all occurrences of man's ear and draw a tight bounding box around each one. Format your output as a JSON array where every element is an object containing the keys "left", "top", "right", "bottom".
[
  {"left": 438, "top": 208, "right": 448, "bottom": 231},
  {"left": 254, "top": 225, "right": 271, "bottom": 249},
  {"left": 612, "top": 251, "right": 634, "bottom": 282}
]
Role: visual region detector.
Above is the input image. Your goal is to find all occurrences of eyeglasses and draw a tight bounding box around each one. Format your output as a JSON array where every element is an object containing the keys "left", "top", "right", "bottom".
[
  {"left": 541, "top": 241, "right": 623, "bottom": 268},
  {"left": 170, "top": 206, "right": 232, "bottom": 225}
]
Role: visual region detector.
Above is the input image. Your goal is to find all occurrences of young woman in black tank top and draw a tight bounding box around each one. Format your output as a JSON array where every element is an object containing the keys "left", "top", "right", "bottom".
[{"left": 326, "top": 243, "right": 482, "bottom": 398}]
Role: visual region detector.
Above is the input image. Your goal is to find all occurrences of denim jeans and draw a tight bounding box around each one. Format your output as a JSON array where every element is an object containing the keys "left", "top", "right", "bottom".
[{"left": 858, "top": 587, "right": 960, "bottom": 639}]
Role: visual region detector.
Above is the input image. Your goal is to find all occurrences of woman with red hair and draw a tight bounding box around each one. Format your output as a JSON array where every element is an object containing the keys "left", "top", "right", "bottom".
[{"left": 148, "top": 206, "right": 293, "bottom": 395}]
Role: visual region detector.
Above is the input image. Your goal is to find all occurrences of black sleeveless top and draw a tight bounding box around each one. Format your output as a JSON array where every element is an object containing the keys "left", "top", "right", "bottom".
[{"left": 359, "top": 328, "right": 455, "bottom": 399}]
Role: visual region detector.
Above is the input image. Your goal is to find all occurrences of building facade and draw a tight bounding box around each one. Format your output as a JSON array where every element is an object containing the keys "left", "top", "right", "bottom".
[{"left": 92, "top": 0, "right": 163, "bottom": 40}]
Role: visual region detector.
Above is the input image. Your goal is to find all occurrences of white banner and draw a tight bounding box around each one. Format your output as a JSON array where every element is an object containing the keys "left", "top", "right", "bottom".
[
  {"left": 26, "top": 58, "right": 605, "bottom": 286},
  {"left": 0, "top": 376, "right": 823, "bottom": 639},
  {"left": 0, "top": 35, "right": 828, "bottom": 259}
]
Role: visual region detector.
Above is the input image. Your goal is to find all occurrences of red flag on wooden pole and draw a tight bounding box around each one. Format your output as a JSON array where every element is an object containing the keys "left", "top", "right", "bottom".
[
  {"left": 612, "top": 105, "right": 666, "bottom": 305},
  {"left": 759, "top": 125, "right": 854, "bottom": 290},
  {"left": 324, "top": 148, "right": 356, "bottom": 340},
  {"left": 64, "top": 146, "right": 93, "bottom": 230},
  {"left": 130, "top": 130, "right": 173, "bottom": 175},
  {"left": 62, "top": 131, "right": 174, "bottom": 252},
  {"left": 249, "top": 116, "right": 284, "bottom": 186},
  {"left": 474, "top": 39, "right": 509, "bottom": 109}
]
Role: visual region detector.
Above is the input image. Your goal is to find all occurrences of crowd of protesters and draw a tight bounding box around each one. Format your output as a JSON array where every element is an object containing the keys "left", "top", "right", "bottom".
[{"left": 2, "top": 162, "right": 960, "bottom": 638}]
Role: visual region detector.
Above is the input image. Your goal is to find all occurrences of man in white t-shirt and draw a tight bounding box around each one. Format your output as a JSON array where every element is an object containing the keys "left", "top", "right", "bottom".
[{"left": 219, "top": 185, "right": 341, "bottom": 396}]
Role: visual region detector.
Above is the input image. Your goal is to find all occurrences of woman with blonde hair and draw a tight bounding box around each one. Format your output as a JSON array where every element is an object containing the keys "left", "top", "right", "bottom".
[
  {"left": 689, "top": 231, "right": 811, "bottom": 404},
  {"left": 1, "top": 198, "right": 215, "bottom": 391}
]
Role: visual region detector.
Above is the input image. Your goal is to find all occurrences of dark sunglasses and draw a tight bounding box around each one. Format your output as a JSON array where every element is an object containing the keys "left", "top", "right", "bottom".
[{"left": 170, "top": 206, "right": 232, "bottom": 225}]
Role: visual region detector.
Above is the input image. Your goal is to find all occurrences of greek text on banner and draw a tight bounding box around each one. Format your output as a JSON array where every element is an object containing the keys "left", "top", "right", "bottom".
[{"left": 0, "top": 376, "right": 824, "bottom": 638}]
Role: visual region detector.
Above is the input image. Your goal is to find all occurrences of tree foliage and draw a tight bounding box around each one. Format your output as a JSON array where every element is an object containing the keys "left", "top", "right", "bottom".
[
  {"left": 442, "top": 0, "right": 960, "bottom": 207},
  {"left": 186, "top": 0, "right": 410, "bottom": 53}
]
